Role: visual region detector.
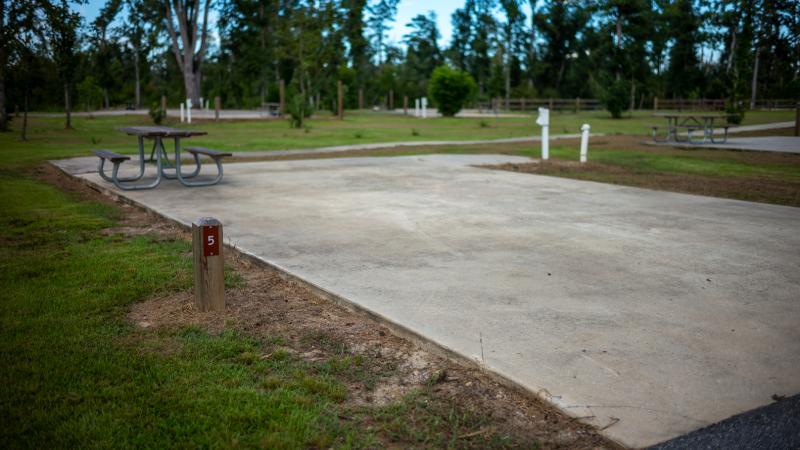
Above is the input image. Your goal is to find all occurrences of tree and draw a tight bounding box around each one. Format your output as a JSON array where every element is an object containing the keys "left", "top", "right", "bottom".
[
  {"left": 164, "top": 0, "right": 212, "bottom": 105},
  {"left": 665, "top": 0, "right": 701, "bottom": 98},
  {"left": 402, "top": 12, "right": 441, "bottom": 97},
  {"left": 428, "top": 65, "right": 476, "bottom": 117},
  {"left": 367, "top": 0, "right": 399, "bottom": 65},
  {"left": 45, "top": 0, "right": 81, "bottom": 129},
  {"left": 91, "top": 0, "right": 122, "bottom": 109},
  {"left": 498, "top": 0, "right": 526, "bottom": 106}
]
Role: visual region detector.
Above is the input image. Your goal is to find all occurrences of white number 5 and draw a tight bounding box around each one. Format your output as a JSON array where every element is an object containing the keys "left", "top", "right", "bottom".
[{"left": 207, "top": 235, "right": 215, "bottom": 246}]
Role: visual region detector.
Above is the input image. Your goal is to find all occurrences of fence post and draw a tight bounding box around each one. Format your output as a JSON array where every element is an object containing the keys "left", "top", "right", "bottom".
[
  {"left": 192, "top": 217, "right": 225, "bottom": 312},
  {"left": 337, "top": 80, "right": 344, "bottom": 119},
  {"left": 388, "top": 89, "right": 394, "bottom": 110},
  {"left": 653, "top": 97, "right": 658, "bottom": 111},
  {"left": 403, "top": 96, "right": 408, "bottom": 115},
  {"left": 575, "top": 97, "right": 580, "bottom": 113},
  {"left": 214, "top": 96, "right": 220, "bottom": 121},
  {"left": 795, "top": 102, "right": 799, "bottom": 137},
  {"left": 279, "top": 80, "right": 285, "bottom": 117},
  {"left": 548, "top": 98, "right": 554, "bottom": 111},
  {"left": 358, "top": 88, "right": 364, "bottom": 110},
  {"left": 161, "top": 95, "right": 167, "bottom": 115}
]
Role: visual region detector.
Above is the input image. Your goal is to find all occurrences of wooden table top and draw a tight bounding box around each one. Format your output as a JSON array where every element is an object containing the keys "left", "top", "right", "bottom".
[{"left": 118, "top": 126, "right": 207, "bottom": 138}]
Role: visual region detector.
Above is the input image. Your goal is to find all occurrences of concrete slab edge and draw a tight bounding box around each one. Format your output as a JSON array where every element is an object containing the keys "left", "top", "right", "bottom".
[{"left": 47, "top": 160, "right": 627, "bottom": 448}]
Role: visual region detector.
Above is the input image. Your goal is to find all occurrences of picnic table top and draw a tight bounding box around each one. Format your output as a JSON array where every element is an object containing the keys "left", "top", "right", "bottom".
[{"left": 118, "top": 126, "right": 207, "bottom": 138}]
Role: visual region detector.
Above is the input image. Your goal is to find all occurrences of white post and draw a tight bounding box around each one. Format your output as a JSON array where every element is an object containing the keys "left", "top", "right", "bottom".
[
  {"left": 580, "top": 124, "right": 591, "bottom": 163},
  {"left": 536, "top": 107, "right": 550, "bottom": 161},
  {"left": 421, "top": 97, "right": 428, "bottom": 119},
  {"left": 187, "top": 99, "right": 192, "bottom": 124},
  {"left": 180, "top": 103, "right": 185, "bottom": 123},
  {"left": 415, "top": 98, "right": 420, "bottom": 117}
]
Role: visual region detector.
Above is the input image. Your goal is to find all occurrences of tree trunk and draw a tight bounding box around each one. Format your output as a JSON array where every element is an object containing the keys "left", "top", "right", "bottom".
[
  {"left": 65, "top": 83, "right": 72, "bottom": 129},
  {"left": 21, "top": 89, "right": 28, "bottom": 141},
  {"left": 750, "top": 46, "right": 760, "bottom": 110},
  {"left": 134, "top": 50, "right": 141, "bottom": 109},
  {"left": 0, "top": 65, "right": 6, "bottom": 132},
  {"left": 183, "top": 71, "right": 198, "bottom": 105}
]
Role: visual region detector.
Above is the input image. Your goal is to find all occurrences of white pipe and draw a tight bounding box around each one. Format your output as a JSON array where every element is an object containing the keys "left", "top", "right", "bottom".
[
  {"left": 580, "top": 124, "right": 591, "bottom": 163},
  {"left": 187, "top": 103, "right": 192, "bottom": 124},
  {"left": 180, "top": 103, "right": 185, "bottom": 123},
  {"left": 536, "top": 107, "right": 550, "bottom": 161},
  {"left": 541, "top": 125, "right": 549, "bottom": 160}
]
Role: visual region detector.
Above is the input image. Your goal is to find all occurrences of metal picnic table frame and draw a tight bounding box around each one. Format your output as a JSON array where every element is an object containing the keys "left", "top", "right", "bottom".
[
  {"left": 97, "top": 126, "right": 213, "bottom": 190},
  {"left": 652, "top": 113, "right": 733, "bottom": 144}
]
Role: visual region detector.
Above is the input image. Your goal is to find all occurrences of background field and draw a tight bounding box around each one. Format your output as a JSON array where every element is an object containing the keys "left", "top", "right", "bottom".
[{"left": 2, "top": 110, "right": 793, "bottom": 168}]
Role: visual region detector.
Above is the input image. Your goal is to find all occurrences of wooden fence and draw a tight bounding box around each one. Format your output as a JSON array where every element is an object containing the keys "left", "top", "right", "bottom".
[{"left": 476, "top": 97, "right": 798, "bottom": 113}]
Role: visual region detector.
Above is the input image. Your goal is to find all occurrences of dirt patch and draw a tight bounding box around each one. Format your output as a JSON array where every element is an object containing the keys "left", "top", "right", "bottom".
[{"left": 42, "top": 162, "right": 621, "bottom": 449}]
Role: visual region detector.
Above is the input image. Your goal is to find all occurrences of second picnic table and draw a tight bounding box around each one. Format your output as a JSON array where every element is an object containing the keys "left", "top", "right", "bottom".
[
  {"left": 651, "top": 113, "right": 733, "bottom": 144},
  {"left": 94, "top": 126, "right": 231, "bottom": 190}
]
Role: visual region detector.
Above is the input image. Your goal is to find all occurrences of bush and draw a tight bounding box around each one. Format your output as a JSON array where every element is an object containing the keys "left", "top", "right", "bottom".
[
  {"left": 428, "top": 65, "right": 477, "bottom": 117},
  {"left": 725, "top": 101, "right": 745, "bottom": 125},
  {"left": 287, "top": 94, "right": 313, "bottom": 128},
  {"left": 603, "top": 79, "right": 630, "bottom": 119},
  {"left": 148, "top": 102, "right": 166, "bottom": 124},
  {"left": 76, "top": 76, "right": 103, "bottom": 112}
]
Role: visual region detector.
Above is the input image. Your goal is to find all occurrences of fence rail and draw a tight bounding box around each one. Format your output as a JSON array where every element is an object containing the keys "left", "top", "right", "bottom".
[
  {"left": 750, "top": 99, "right": 798, "bottom": 110},
  {"left": 474, "top": 97, "right": 797, "bottom": 113}
]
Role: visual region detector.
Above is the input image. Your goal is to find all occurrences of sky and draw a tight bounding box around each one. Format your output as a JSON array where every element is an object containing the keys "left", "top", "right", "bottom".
[{"left": 75, "top": 0, "right": 537, "bottom": 48}]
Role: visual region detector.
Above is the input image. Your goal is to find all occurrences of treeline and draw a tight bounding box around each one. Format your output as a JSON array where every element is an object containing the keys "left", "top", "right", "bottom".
[{"left": 1, "top": 0, "right": 798, "bottom": 129}]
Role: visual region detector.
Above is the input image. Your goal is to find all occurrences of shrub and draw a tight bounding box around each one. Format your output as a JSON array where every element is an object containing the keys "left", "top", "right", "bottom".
[
  {"left": 148, "top": 102, "right": 166, "bottom": 124},
  {"left": 287, "top": 94, "right": 314, "bottom": 128},
  {"left": 76, "top": 76, "right": 103, "bottom": 112},
  {"left": 725, "top": 101, "right": 745, "bottom": 125},
  {"left": 428, "top": 65, "right": 477, "bottom": 117},
  {"left": 603, "top": 78, "right": 630, "bottom": 119}
]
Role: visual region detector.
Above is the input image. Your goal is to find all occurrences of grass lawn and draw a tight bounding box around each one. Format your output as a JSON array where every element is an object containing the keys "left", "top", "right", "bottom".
[
  {"left": 4, "top": 169, "right": 608, "bottom": 448},
  {"left": 1, "top": 109, "right": 793, "bottom": 168}
]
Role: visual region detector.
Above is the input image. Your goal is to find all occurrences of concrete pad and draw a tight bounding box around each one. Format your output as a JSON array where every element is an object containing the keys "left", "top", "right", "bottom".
[{"left": 57, "top": 154, "right": 800, "bottom": 448}]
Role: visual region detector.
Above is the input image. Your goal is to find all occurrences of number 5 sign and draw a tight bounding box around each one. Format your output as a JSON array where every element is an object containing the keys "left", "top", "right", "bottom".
[
  {"left": 203, "top": 224, "right": 221, "bottom": 256},
  {"left": 192, "top": 217, "right": 225, "bottom": 311}
]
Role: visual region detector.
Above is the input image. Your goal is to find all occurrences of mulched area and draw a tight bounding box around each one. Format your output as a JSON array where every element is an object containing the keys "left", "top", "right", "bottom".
[{"left": 37, "top": 163, "right": 622, "bottom": 449}]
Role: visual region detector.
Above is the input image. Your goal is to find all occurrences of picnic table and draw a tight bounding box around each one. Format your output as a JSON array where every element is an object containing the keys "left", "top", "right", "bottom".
[
  {"left": 651, "top": 113, "right": 733, "bottom": 144},
  {"left": 93, "top": 126, "right": 231, "bottom": 190}
]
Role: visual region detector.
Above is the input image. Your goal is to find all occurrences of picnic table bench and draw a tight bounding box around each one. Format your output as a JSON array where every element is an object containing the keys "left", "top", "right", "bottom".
[
  {"left": 651, "top": 113, "right": 733, "bottom": 144},
  {"left": 92, "top": 126, "right": 232, "bottom": 190}
]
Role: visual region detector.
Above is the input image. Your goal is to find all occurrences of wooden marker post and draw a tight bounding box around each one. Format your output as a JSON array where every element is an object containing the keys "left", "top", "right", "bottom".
[
  {"left": 337, "top": 80, "right": 344, "bottom": 119},
  {"left": 214, "top": 96, "right": 221, "bottom": 121},
  {"left": 161, "top": 95, "right": 167, "bottom": 115},
  {"left": 795, "top": 102, "right": 799, "bottom": 137},
  {"left": 389, "top": 89, "right": 394, "bottom": 110},
  {"left": 193, "top": 217, "right": 225, "bottom": 312},
  {"left": 358, "top": 88, "right": 364, "bottom": 110},
  {"left": 279, "top": 79, "right": 286, "bottom": 117},
  {"left": 403, "top": 96, "right": 408, "bottom": 115}
]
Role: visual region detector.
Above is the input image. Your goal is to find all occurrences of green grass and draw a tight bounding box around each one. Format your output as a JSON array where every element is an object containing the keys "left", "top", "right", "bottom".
[
  {"left": 0, "top": 172, "right": 540, "bottom": 448},
  {"left": 547, "top": 145, "right": 800, "bottom": 181},
  {"left": 0, "top": 173, "right": 361, "bottom": 448},
  {"left": 1, "top": 109, "right": 793, "bottom": 168}
]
